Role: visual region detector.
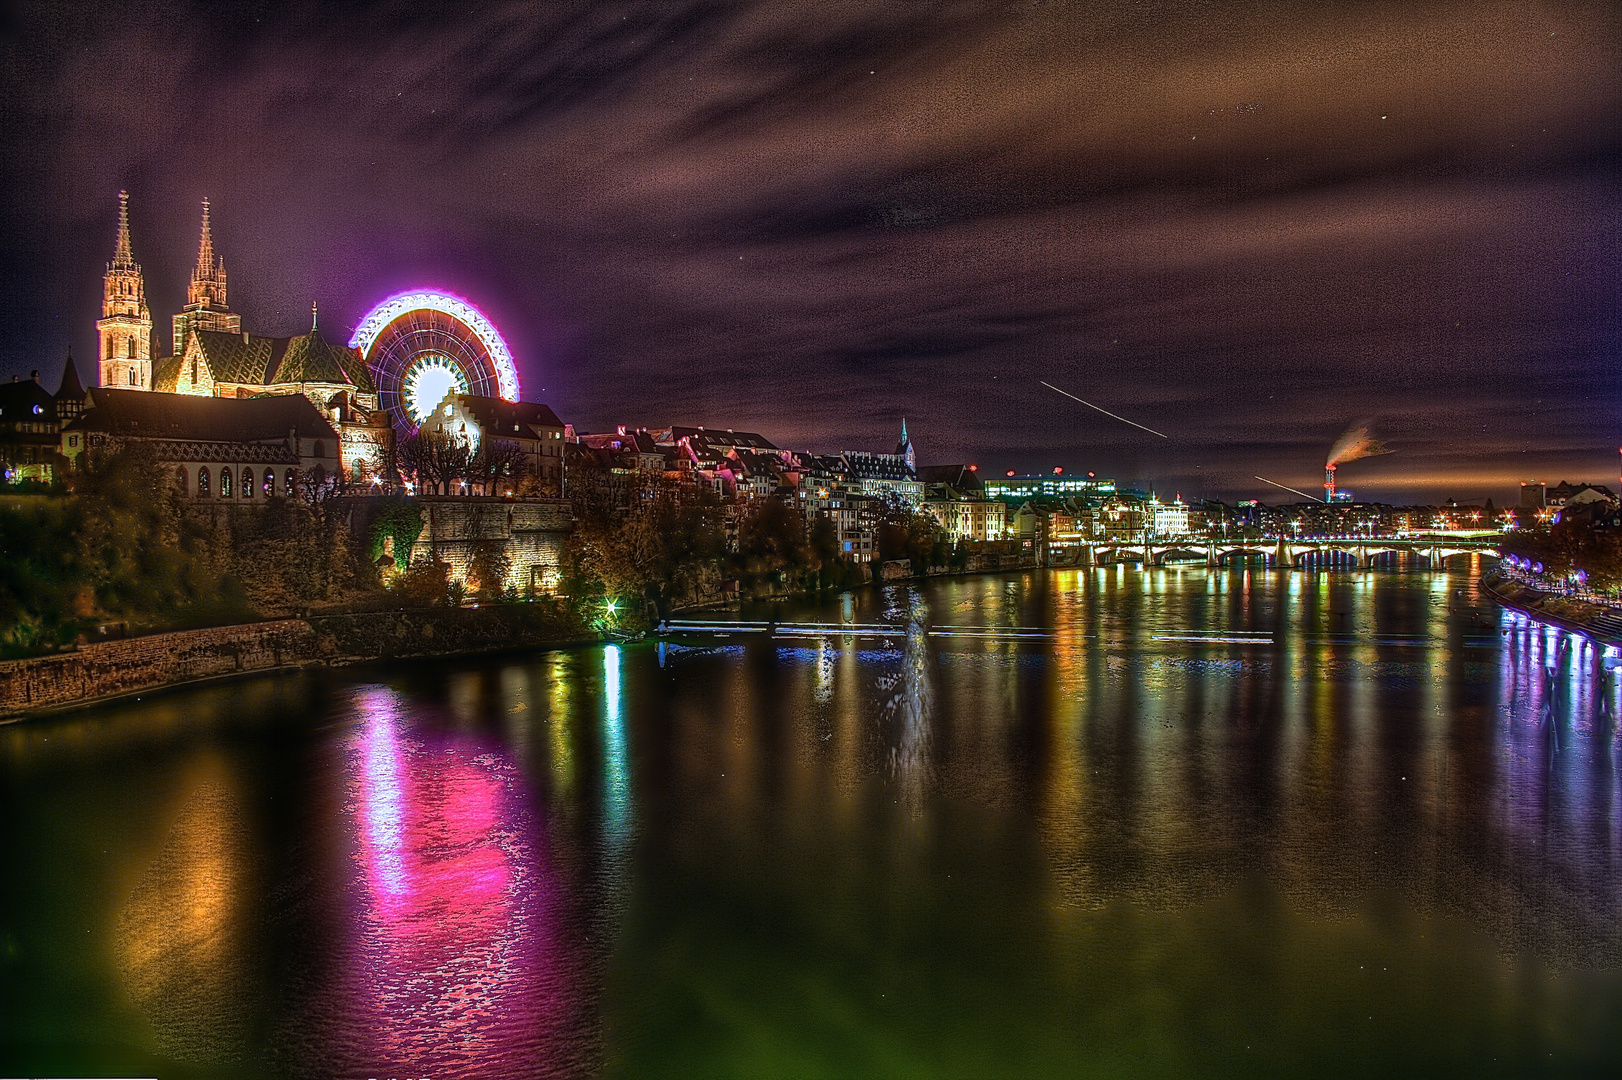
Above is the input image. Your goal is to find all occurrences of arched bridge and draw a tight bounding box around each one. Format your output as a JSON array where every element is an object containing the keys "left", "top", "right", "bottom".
[{"left": 1067, "top": 536, "right": 1500, "bottom": 570}]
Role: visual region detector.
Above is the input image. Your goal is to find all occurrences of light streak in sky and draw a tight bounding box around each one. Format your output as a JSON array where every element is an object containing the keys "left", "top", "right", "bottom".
[
  {"left": 1254, "top": 475, "right": 1324, "bottom": 502},
  {"left": 1040, "top": 382, "right": 1169, "bottom": 438}
]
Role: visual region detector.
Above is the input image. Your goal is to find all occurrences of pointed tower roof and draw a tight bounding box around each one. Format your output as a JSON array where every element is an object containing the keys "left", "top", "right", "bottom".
[
  {"left": 56, "top": 349, "right": 85, "bottom": 400},
  {"left": 194, "top": 198, "right": 217, "bottom": 281},
  {"left": 110, "top": 190, "right": 136, "bottom": 270}
]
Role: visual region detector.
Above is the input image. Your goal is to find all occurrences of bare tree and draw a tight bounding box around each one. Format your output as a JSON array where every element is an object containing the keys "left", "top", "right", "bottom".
[
  {"left": 394, "top": 427, "right": 474, "bottom": 494},
  {"left": 468, "top": 437, "right": 526, "bottom": 495},
  {"left": 296, "top": 462, "right": 344, "bottom": 508}
]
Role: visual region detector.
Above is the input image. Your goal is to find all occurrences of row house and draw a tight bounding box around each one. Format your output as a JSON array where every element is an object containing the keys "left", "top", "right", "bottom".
[
  {"left": 919, "top": 463, "right": 1006, "bottom": 542},
  {"left": 432, "top": 393, "right": 568, "bottom": 494},
  {"left": 840, "top": 450, "right": 923, "bottom": 505},
  {"left": 0, "top": 354, "right": 84, "bottom": 484}
]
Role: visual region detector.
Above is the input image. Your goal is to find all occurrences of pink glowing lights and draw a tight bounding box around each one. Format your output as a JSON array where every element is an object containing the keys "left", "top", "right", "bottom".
[{"left": 342, "top": 690, "right": 580, "bottom": 1077}]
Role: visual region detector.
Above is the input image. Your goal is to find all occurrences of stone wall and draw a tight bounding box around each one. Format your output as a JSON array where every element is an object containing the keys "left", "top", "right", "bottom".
[
  {"left": 0, "top": 602, "right": 589, "bottom": 720},
  {"left": 410, "top": 496, "right": 572, "bottom": 593},
  {"left": 0, "top": 619, "right": 315, "bottom": 717}
]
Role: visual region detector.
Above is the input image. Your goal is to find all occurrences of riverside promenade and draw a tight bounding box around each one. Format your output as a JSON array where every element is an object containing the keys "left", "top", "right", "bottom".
[{"left": 1479, "top": 566, "right": 1622, "bottom": 646}]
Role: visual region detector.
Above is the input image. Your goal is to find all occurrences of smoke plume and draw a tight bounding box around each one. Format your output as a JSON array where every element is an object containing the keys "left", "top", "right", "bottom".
[{"left": 1326, "top": 426, "right": 1394, "bottom": 467}]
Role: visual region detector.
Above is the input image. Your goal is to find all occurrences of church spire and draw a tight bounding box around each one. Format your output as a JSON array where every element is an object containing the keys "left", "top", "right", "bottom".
[
  {"left": 196, "top": 198, "right": 212, "bottom": 272},
  {"left": 174, "top": 197, "right": 241, "bottom": 358},
  {"left": 193, "top": 200, "right": 221, "bottom": 285},
  {"left": 98, "top": 190, "right": 152, "bottom": 390},
  {"left": 186, "top": 198, "right": 229, "bottom": 312},
  {"left": 111, "top": 190, "right": 135, "bottom": 270}
]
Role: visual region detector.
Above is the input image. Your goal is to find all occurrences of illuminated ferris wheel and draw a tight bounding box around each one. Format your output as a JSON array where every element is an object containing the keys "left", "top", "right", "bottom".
[{"left": 350, "top": 290, "right": 522, "bottom": 430}]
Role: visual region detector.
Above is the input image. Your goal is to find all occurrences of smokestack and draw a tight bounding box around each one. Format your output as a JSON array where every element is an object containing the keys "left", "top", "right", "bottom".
[{"left": 1325, "top": 463, "right": 1337, "bottom": 501}]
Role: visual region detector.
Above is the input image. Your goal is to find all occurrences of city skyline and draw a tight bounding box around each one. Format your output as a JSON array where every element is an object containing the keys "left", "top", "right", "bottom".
[{"left": 1, "top": 0, "right": 1617, "bottom": 502}]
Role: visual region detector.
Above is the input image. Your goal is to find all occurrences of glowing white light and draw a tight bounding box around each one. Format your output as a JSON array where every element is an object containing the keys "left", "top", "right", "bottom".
[
  {"left": 350, "top": 289, "right": 522, "bottom": 402},
  {"left": 403, "top": 354, "right": 468, "bottom": 423}
]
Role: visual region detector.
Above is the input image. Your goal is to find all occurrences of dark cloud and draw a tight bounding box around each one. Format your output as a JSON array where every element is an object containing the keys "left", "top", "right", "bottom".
[{"left": 2, "top": 0, "right": 1618, "bottom": 500}]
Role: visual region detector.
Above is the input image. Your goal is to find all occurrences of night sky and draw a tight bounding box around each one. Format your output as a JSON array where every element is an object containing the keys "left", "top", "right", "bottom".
[{"left": 2, "top": 0, "right": 1617, "bottom": 502}]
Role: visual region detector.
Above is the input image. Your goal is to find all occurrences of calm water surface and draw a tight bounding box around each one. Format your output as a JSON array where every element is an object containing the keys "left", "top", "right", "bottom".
[{"left": 3, "top": 567, "right": 1622, "bottom": 1078}]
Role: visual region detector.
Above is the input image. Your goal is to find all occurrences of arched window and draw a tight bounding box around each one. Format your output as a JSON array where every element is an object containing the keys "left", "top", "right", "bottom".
[
  {"left": 191, "top": 357, "right": 199, "bottom": 385},
  {"left": 242, "top": 467, "right": 254, "bottom": 498},
  {"left": 126, "top": 338, "right": 136, "bottom": 359},
  {"left": 128, "top": 367, "right": 138, "bottom": 386},
  {"left": 105, "top": 338, "right": 113, "bottom": 360},
  {"left": 313, "top": 439, "right": 326, "bottom": 459},
  {"left": 263, "top": 469, "right": 274, "bottom": 497},
  {"left": 176, "top": 467, "right": 188, "bottom": 496},
  {"left": 198, "top": 468, "right": 210, "bottom": 496},
  {"left": 286, "top": 468, "right": 297, "bottom": 495},
  {"left": 220, "top": 467, "right": 232, "bottom": 498}
]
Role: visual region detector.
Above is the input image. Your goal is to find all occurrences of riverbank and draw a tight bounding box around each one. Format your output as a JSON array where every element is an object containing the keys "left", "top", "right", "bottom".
[
  {"left": 0, "top": 602, "right": 592, "bottom": 721},
  {"left": 1479, "top": 567, "right": 1622, "bottom": 645}
]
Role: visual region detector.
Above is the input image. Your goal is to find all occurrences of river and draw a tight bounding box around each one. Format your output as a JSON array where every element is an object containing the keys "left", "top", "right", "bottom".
[{"left": 2, "top": 565, "right": 1620, "bottom": 1078}]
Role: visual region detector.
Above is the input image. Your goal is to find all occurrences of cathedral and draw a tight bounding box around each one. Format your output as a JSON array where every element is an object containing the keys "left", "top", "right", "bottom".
[{"left": 97, "top": 192, "right": 382, "bottom": 422}]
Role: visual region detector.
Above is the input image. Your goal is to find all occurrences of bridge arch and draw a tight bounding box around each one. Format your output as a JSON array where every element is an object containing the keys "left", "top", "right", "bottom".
[
  {"left": 1154, "top": 548, "right": 1208, "bottom": 565},
  {"left": 1216, "top": 548, "right": 1271, "bottom": 567},
  {"left": 1437, "top": 549, "right": 1496, "bottom": 571},
  {"left": 1364, "top": 548, "right": 1431, "bottom": 570},
  {"left": 1295, "top": 549, "right": 1359, "bottom": 570}
]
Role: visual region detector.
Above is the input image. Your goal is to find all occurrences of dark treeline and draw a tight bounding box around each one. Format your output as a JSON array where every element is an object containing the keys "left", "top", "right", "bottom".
[
  {"left": 2, "top": 452, "right": 972, "bottom": 655},
  {"left": 1, "top": 448, "right": 363, "bottom": 656},
  {"left": 562, "top": 464, "right": 966, "bottom": 622},
  {"left": 1499, "top": 514, "right": 1622, "bottom": 592}
]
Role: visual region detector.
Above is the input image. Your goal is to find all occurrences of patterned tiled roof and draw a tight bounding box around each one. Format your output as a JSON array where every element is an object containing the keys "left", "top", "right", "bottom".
[
  {"left": 195, "top": 330, "right": 277, "bottom": 384},
  {"left": 189, "top": 329, "right": 375, "bottom": 393},
  {"left": 270, "top": 332, "right": 376, "bottom": 392}
]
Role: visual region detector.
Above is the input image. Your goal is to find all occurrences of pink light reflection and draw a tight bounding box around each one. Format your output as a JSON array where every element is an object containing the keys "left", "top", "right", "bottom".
[{"left": 331, "top": 689, "right": 587, "bottom": 1078}]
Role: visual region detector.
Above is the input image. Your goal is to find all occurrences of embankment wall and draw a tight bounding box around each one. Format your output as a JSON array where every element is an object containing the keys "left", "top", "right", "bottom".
[{"left": 0, "top": 604, "right": 585, "bottom": 720}]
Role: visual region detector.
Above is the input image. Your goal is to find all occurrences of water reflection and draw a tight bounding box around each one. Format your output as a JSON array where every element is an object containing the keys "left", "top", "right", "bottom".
[
  {"left": 329, "top": 688, "right": 583, "bottom": 1079},
  {"left": 7, "top": 569, "right": 1622, "bottom": 1078},
  {"left": 114, "top": 754, "right": 256, "bottom": 1064}
]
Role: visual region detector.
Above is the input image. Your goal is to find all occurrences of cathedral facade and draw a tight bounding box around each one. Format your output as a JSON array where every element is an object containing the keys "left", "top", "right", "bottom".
[{"left": 96, "top": 192, "right": 390, "bottom": 475}]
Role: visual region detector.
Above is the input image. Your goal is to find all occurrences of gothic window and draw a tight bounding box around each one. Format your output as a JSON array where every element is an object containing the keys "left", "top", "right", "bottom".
[
  {"left": 128, "top": 367, "right": 138, "bottom": 386},
  {"left": 127, "top": 339, "right": 136, "bottom": 359},
  {"left": 220, "top": 468, "right": 231, "bottom": 497},
  {"left": 263, "top": 469, "right": 274, "bottom": 497},
  {"left": 191, "top": 358, "right": 199, "bottom": 385},
  {"left": 177, "top": 467, "right": 188, "bottom": 495},
  {"left": 198, "top": 468, "right": 210, "bottom": 496},
  {"left": 242, "top": 467, "right": 254, "bottom": 497}
]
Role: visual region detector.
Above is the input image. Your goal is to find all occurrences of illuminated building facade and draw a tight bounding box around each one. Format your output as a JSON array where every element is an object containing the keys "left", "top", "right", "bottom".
[
  {"left": 984, "top": 474, "right": 1115, "bottom": 501},
  {"left": 60, "top": 388, "right": 342, "bottom": 500},
  {"left": 97, "top": 191, "right": 152, "bottom": 391},
  {"left": 91, "top": 193, "right": 386, "bottom": 477}
]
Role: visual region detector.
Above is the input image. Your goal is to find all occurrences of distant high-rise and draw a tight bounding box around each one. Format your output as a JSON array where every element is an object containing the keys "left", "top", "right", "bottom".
[{"left": 96, "top": 191, "right": 152, "bottom": 390}]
